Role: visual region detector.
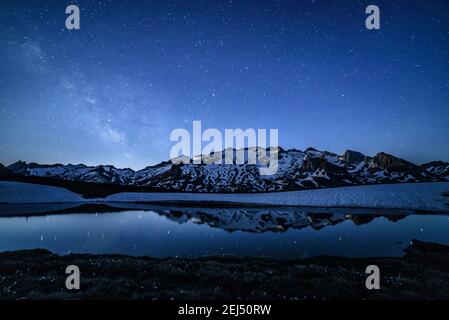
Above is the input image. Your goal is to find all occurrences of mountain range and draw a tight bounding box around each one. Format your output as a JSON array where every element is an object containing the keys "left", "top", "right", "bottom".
[{"left": 1, "top": 147, "right": 448, "bottom": 193}]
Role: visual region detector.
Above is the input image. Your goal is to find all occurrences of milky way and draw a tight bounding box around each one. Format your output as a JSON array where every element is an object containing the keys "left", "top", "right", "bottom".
[{"left": 0, "top": 0, "right": 448, "bottom": 169}]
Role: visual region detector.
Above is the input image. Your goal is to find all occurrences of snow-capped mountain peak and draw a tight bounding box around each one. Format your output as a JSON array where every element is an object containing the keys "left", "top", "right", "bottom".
[{"left": 4, "top": 147, "right": 448, "bottom": 192}]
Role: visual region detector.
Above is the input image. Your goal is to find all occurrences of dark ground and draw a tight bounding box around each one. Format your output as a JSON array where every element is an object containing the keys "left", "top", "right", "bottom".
[{"left": 1, "top": 239, "right": 449, "bottom": 300}]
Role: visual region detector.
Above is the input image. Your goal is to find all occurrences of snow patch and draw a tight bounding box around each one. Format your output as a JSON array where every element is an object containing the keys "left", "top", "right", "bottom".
[
  {"left": 1, "top": 181, "right": 448, "bottom": 212},
  {"left": 105, "top": 182, "right": 449, "bottom": 212},
  {"left": 0, "top": 181, "right": 85, "bottom": 203}
]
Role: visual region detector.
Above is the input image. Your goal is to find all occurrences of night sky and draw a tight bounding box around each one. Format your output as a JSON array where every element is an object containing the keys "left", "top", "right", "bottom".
[{"left": 0, "top": 0, "right": 448, "bottom": 169}]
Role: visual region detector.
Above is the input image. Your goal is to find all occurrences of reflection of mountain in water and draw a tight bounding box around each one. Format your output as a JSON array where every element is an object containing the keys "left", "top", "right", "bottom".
[
  {"left": 0, "top": 202, "right": 412, "bottom": 233},
  {"left": 150, "top": 207, "right": 409, "bottom": 233}
]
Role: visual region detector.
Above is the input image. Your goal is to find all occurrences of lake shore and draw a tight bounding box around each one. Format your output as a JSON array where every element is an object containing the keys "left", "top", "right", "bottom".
[{"left": 1, "top": 239, "right": 449, "bottom": 300}]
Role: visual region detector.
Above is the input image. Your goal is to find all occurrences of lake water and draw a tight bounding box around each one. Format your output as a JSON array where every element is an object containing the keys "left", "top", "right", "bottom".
[{"left": 0, "top": 203, "right": 448, "bottom": 259}]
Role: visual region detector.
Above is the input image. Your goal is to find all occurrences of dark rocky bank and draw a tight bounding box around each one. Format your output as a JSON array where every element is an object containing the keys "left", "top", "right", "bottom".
[{"left": 1, "top": 239, "right": 449, "bottom": 300}]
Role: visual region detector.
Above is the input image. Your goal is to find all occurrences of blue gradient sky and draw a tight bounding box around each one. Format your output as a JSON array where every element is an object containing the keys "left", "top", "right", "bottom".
[{"left": 0, "top": 0, "right": 448, "bottom": 169}]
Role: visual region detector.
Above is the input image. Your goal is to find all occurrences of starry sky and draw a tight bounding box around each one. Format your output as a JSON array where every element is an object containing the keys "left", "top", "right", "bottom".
[{"left": 0, "top": 0, "right": 448, "bottom": 169}]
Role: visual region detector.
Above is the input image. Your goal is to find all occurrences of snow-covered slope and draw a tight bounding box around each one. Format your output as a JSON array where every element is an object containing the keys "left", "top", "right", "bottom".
[
  {"left": 0, "top": 181, "right": 85, "bottom": 203},
  {"left": 421, "top": 161, "right": 449, "bottom": 181},
  {"left": 5, "top": 148, "right": 448, "bottom": 193},
  {"left": 7, "top": 161, "right": 134, "bottom": 185},
  {"left": 105, "top": 182, "right": 449, "bottom": 212},
  {"left": 1, "top": 181, "right": 448, "bottom": 211}
]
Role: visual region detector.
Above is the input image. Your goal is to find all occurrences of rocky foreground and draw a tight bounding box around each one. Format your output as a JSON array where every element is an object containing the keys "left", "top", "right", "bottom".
[{"left": 1, "top": 240, "right": 449, "bottom": 300}]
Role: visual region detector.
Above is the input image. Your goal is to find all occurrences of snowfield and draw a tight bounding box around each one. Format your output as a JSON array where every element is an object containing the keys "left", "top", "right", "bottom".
[
  {"left": 0, "top": 181, "right": 448, "bottom": 212},
  {"left": 104, "top": 182, "right": 449, "bottom": 212},
  {"left": 0, "top": 181, "right": 85, "bottom": 203}
]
